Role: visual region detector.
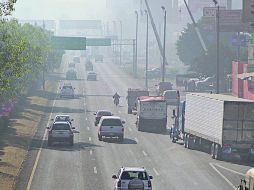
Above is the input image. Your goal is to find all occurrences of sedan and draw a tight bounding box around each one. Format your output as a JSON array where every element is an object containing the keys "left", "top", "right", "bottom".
[{"left": 94, "top": 110, "right": 113, "bottom": 126}]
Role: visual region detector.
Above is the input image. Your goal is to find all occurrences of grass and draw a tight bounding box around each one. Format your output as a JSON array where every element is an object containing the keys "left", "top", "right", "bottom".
[{"left": 0, "top": 79, "right": 56, "bottom": 190}]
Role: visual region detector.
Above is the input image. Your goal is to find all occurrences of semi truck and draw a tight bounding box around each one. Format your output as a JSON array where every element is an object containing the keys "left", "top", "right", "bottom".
[
  {"left": 183, "top": 93, "right": 254, "bottom": 161},
  {"left": 135, "top": 96, "right": 167, "bottom": 132},
  {"left": 127, "top": 88, "right": 149, "bottom": 114}
]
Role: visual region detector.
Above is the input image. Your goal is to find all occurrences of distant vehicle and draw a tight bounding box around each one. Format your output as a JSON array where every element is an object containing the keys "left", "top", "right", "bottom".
[
  {"left": 162, "top": 90, "right": 179, "bottom": 106},
  {"left": 112, "top": 167, "right": 153, "bottom": 190},
  {"left": 66, "top": 69, "right": 77, "bottom": 80},
  {"left": 68, "top": 62, "right": 75, "bottom": 68},
  {"left": 94, "top": 110, "right": 113, "bottom": 126},
  {"left": 87, "top": 71, "right": 97, "bottom": 81},
  {"left": 95, "top": 55, "right": 103, "bottom": 62},
  {"left": 195, "top": 76, "right": 215, "bottom": 91},
  {"left": 85, "top": 61, "right": 93, "bottom": 71},
  {"left": 47, "top": 121, "right": 75, "bottom": 146},
  {"left": 186, "top": 78, "right": 199, "bottom": 92},
  {"left": 51, "top": 115, "right": 74, "bottom": 125},
  {"left": 183, "top": 93, "right": 254, "bottom": 161},
  {"left": 156, "top": 81, "right": 173, "bottom": 95},
  {"left": 135, "top": 96, "right": 167, "bottom": 132},
  {"left": 73, "top": 56, "right": 80, "bottom": 63},
  {"left": 175, "top": 73, "right": 198, "bottom": 87},
  {"left": 127, "top": 88, "right": 149, "bottom": 114},
  {"left": 97, "top": 116, "right": 125, "bottom": 142},
  {"left": 146, "top": 68, "right": 161, "bottom": 79},
  {"left": 60, "top": 83, "right": 75, "bottom": 98}
]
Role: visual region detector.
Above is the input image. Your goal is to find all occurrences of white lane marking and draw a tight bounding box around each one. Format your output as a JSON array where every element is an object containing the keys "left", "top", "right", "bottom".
[
  {"left": 134, "top": 137, "right": 139, "bottom": 143},
  {"left": 142, "top": 150, "right": 148, "bottom": 157},
  {"left": 87, "top": 127, "right": 90, "bottom": 131},
  {"left": 94, "top": 167, "right": 97, "bottom": 174},
  {"left": 153, "top": 168, "right": 160, "bottom": 176},
  {"left": 89, "top": 137, "right": 92, "bottom": 141},
  {"left": 209, "top": 163, "right": 237, "bottom": 190},
  {"left": 90, "top": 150, "right": 93, "bottom": 155},
  {"left": 86, "top": 118, "right": 88, "bottom": 121},
  {"left": 128, "top": 127, "right": 132, "bottom": 132},
  {"left": 213, "top": 163, "right": 245, "bottom": 177},
  {"left": 26, "top": 90, "right": 58, "bottom": 190}
]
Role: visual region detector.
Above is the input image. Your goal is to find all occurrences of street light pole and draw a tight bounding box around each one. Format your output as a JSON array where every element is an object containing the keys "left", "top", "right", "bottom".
[
  {"left": 145, "top": 10, "right": 149, "bottom": 90},
  {"left": 161, "top": 6, "right": 166, "bottom": 82},
  {"left": 213, "top": 0, "right": 220, "bottom": 94},
  {"left": 135, "top": 11, "right": 139, "bottom": 77}
]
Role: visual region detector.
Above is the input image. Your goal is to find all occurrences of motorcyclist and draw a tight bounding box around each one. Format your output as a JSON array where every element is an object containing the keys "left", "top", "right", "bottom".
[{"left": 113, "top": 92, "right": 120, "bottom": 105}]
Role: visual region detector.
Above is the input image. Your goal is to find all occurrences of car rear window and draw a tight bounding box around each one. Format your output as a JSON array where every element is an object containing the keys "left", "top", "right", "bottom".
[
  {"left": 63, "top": 86, "right": 72, "bottom": 90},
  {"left": 121, "top": 171, "right": 148, "bottom": 180},
  {"left": 98, "top": 112, "right": 112, "bottom": 117},
  {"left": 101, "top": 119, "right": 122, "bottom": 126},
  {"left": 52, "top": 124, "right": 70, "bottom": 130},
  {"left": 55, "top": 116, "right": 70, "bottom": 122}
]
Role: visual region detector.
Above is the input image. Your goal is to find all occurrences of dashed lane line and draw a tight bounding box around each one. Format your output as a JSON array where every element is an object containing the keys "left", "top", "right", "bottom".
[
  {"left": 87, "top": 127, "right": 90, "bottom": 131},
  {"left": 153, "top": 168, "right": 160, "bottom": 176},
  {"left": 89, "top": 137, "right": 92, "bottom": 142},
  {"left": 142, "top": 150, "right": 148, "bottom": 157},
  {"left": 134, "top": 137, "right": 139, "bottom": 143},
  {"left": 94, "top": 167, "right": 97, "bottom": 174},
  {"left": 90, "top": 150, "right": 93, "bottom": 155}
]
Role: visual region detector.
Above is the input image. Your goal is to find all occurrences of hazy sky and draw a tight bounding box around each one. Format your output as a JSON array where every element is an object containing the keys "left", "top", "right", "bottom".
[{"left": 13, "top": 0, "right": 107, "bottom": 20}]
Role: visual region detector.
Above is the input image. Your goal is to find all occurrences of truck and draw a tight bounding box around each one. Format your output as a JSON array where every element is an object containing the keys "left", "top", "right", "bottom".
[
  {"left": 135, "top": 96, "right": 167, "bottom": 132},
  {"left": 183, "top": 93, "right": 254, "bottom": 161},
  {"left": 127, "top": 88, "right": 149, "bottom": 114}
]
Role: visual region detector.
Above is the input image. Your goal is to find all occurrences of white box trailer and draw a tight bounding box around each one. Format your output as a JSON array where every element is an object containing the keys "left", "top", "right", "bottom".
[
  {"left": 136, "top": 96, "right": 167, "bottom": 132},
  {"left": 184, "top": 93, "right": 254, "bottom": 160}
]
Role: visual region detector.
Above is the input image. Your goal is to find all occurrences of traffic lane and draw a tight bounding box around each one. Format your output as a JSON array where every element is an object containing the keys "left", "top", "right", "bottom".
[
  {"left": 28, "top": 55, "right": 89, "bottom": 190},
  {"left": 90, "top": 61, "right": 244, "bottom": 190}
]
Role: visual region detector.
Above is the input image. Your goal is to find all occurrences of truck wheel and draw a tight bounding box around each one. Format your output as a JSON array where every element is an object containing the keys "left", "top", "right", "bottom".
[
  {"left": 184, "top": 134, "right": 187, "bottom": 148},
  {"left": 210, "top": 143, "right": 215, "bottom": 159},
  {"left": 214, "top": 144, "right": 221, "bottom": 160},
  {"left": 119, "top": 135, "right": 124, "bottom": 142},
  {"left": 98, "top": 134, "right": 102, "bottom": 141}
]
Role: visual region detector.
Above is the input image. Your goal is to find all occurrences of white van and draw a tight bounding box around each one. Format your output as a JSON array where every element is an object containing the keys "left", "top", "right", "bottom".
[
  {"left": 98, "top": 116, "right": 125, "bottom": 142},
  {"left": 162, "top": 90, "right": 178, "bottom": 105}
]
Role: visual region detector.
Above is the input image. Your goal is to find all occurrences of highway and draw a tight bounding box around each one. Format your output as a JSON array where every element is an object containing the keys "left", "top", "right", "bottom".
[{"left": 15, "top": 53, "right": 252, "bottom": 190}]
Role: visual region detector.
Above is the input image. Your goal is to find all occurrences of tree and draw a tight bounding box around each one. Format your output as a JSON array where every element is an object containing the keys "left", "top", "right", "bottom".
[
  {"left": 0, "top": 0, "right": 17, "bottom": 17},
  {"left": 176, "top": 20, "right": 248, "bottom": 76}
]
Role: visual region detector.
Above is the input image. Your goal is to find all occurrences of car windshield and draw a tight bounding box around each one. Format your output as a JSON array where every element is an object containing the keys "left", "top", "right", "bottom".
[
  {"left": 101, "top": 119, "right": 122, "bottom": 126},
  {"left": 121, "top": 171, "right": 148, "bottom": 180},
  {"left": 55, "top": 116, "right": 70, "bottom": 122},
  {"left": 52, "top": 124, "right": 70, "bottom": 130}
]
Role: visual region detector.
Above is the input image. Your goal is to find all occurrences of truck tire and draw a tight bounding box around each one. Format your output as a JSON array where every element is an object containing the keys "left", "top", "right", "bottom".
[
  {"left": 214, "top": 144, "right": 221, "bottom": 160},
  {"left": 184, "top": 134, "right": 188, "bottom": 148},
  {"left": 210, "top": 143, "right": 215, "bottom": 159},
  {"left": 98, "top": 134, "right": 102, "bottom": 141},
  {"left": 119, "top": 135, "right": 124, "bottom": 142}
]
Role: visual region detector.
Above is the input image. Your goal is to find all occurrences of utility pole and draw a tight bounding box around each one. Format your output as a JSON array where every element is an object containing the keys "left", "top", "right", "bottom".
[
  {"left": 145, "top": 10, "right": 149, "bottom": 90},
  {"left": 213, "top": 0, "right": 220, "bottom": 94},
  {"left": 135, "top": 11, "right": 139, "bottom": 77},
  {"left": 161, "top": 6, "right": 166, "bottom": 82},
  {"left": 120, "top": 20, "right": 122, "bottom": 65}
]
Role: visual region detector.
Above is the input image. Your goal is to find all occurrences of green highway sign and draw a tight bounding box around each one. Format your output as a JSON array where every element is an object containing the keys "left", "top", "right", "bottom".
[
  {"left": 87, "top": 38, "right": 111, "bottom": 46},
  {"left": 51, "top": 36, "right": 86, "bottom": 50}
]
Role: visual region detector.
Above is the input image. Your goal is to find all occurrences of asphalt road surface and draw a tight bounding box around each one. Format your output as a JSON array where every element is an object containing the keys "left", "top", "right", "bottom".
[{"left": 15, "top": 53, "right": 253, "bottom": 190}]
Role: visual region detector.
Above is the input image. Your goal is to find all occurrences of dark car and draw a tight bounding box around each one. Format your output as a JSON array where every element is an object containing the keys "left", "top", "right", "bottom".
[
  {"left": 94, "top": 110, "right": 113, "bottom": 126},
  {"left": 87, "top": 71, "right": 97, "bottom": 81},
  {"left": 156, "top": 81, "right": 173, "bottom": 95},
  {"left": 146, "top": 68, "right": 161, "bottom": 79},
  {"left": 66, "top": 69, "right": 77, "bottom": 80},
  {"left": 196, "top": 76, "right": 215, "bottom": 91}
]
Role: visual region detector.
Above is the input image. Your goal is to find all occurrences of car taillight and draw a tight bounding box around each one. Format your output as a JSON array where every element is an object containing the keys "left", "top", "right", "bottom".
[
  {"left": 117, "top": 180, "right": 121, "bottom": 187},
  {"left": 148, "top": 180, "right": 152, "bottom": 188}
]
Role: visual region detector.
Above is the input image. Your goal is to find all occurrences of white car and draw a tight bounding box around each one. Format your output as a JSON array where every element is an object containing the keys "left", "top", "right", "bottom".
[
  {"left": 112, "top": 167, "right": 153, "bottom": 190},
  {"left": 60, "top": 83, "right": 75, "bottom": 98},
  {"left": 97, "top": 116, "right": 125, "bottom": 142}
]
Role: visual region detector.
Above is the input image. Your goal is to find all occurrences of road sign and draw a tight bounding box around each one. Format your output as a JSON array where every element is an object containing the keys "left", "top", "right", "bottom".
[
  {"left": 86, "top": 38, "right": 111, "bottom": 46},
  {"left": 51, "top": 36, "right": 86, "bottom": 50},
  {"left": 231, "top": 34, "right": 247, "bottom": 47},
  {"left": 242, "top": 0, "right": 254, "bottom": 23}
]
